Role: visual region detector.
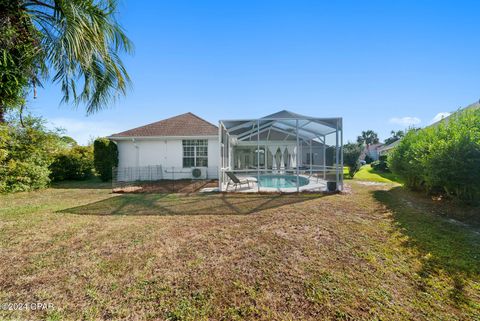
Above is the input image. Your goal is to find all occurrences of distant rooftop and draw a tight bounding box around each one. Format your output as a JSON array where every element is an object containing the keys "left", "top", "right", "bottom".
[{"left": 430, "top": 101, "right": 480, "bottom": 127}]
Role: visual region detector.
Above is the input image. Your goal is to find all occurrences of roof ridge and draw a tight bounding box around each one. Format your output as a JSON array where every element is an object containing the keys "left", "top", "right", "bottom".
[
  {"left": 184, "top": 112, "right": 217, "bottom": 127},
  {"left": 262, "top": 109, "right": 308, "bottom": 119}
]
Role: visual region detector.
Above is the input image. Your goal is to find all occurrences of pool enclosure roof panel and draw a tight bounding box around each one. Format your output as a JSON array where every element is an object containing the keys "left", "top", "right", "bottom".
[{"left": 220, "top": 110, "right": 341, "bottom": 141}]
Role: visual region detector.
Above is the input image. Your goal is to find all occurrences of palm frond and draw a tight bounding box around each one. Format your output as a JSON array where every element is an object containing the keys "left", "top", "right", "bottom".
[{"left": 23, "top": 0, "right": 133, "bottom": 113}]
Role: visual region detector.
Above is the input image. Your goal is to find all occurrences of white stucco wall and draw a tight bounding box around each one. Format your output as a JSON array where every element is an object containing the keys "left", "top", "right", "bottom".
[{"left": 113, "top": 136, "right": 219, "bottom": 180}]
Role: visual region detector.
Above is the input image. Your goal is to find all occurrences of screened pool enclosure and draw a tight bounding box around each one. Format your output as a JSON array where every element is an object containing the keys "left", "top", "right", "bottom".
[{"left": 219, "top": 110, "right": 343, "bottom": 192}]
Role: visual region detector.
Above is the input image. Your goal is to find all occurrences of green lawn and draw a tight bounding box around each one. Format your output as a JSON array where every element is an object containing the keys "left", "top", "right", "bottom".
[
  {"left": 0, "top": 179, "right": 478, "bottom": 320},
  {"left": 353, "top": 164, "right": 403, "bottom": 183}
]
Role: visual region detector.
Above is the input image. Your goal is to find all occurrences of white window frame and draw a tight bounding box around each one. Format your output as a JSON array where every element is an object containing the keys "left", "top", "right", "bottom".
[{"left": 182, "top": 139, "right": 208, "bottom": 168}]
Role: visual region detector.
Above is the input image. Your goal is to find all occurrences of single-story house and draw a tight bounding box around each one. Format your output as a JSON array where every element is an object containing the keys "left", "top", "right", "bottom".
[{"left": 109, "top": 110, "right": 344, "bottom": 192}]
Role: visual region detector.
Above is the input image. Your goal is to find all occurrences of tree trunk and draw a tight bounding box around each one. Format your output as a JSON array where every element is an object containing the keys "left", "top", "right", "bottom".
[{"left": 0, "top": 105, "right": 5, "bottom": 124}]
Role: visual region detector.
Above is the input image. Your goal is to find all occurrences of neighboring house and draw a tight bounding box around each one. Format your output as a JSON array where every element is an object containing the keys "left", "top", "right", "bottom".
[
  {"left": 109, "top": 113, "right": 220, "bottom": 180},
  {"left": 429, "top": 100, "right": 480, "bottom": 127},
  {"left": 378, "top": 139, "right": 401, "bottom": 156},
  {"left": 360, "top": 143, "right": 383, "bottom": 161}
]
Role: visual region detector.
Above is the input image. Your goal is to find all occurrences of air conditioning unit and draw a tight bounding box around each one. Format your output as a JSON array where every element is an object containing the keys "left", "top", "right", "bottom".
[{"left": 191, "top": 167, "right": 206, "bottom": 179}]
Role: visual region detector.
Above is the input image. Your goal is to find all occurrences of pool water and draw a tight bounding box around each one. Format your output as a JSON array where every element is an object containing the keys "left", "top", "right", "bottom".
[{"left": 258, "top": 175, "right": 309, "bottom": 188}]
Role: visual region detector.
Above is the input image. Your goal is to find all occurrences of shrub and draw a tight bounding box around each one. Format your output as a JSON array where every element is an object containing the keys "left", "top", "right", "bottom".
[
  {"left": 0, "top": 114, "right": 63, "bottom": 193},
  {"left": 1, "top": 159, "right": 51, "bottom": 192},
  {"left": 389, "top": 131, "right": 420, "bottom": 189},
  {"left": 364, "top": 154, "right": 374, "bottom": 164},
  {"left": 50, "top": 146, "right": 93, "bottom": 181},
  {"left": 389, "top": 109, "right": 480, "bottom": 201},
  {"left": 371, "top": 155, "right": 389, "bottom": 172},
  {"left": 423, "top": 111, "right": 480, "bottom": 200},
  {"left": 93, "top": 138, "right": 118, "bottom": 181},
  {"left": 343, "top": 143, "right": 363, "bottom": 177}
]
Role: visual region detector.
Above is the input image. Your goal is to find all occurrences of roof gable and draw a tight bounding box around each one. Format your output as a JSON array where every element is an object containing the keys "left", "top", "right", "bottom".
[
  {"left": 110, "top": 112, "right": 218, "bottom": 138},
  {"left": 262, "top": 110, "right": 307, "bottom": 119}
]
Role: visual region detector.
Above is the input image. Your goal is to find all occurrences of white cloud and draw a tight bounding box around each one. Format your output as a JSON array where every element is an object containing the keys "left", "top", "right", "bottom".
[
  {"left": 48, "top": 118, "right": 123, "bottom": 145},
  {"left": 389, "top": 116, "right": 421, "bottom": 127},
  {"left": 430, "top": 112, "right": 451, "bottom": 125}
]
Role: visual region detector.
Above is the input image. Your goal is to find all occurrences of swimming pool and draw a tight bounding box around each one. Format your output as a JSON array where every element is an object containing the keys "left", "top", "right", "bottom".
[{"left": 258, "top": 175, "right": 309, "bottom": 188}]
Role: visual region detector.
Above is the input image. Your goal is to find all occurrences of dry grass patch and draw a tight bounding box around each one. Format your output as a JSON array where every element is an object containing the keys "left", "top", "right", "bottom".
[
  {"left": 0, "top": 180, "right": 479, "bottom": 320},
  {"left": 112, "top": 179, "right": 219, "bottom": 194}
]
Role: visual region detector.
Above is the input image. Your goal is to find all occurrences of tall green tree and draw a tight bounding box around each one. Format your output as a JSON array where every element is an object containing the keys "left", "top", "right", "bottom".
[
  {"left": 93, "top": 137, "right": 117, "bottom": 181},
  {"left": 356, "top": 130, "right": 379, "bottom": 149},
  {"left": 0, "top": 0, "right": 132, "bottom": 122}
]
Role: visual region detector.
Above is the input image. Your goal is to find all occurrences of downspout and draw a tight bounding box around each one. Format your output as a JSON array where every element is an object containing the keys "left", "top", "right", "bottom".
[
  {"left": 133, "top": 138, "right": 140, "bottom": 180},
  {"left": 132, "top": 138, "right": 139, "bottom": 167}
]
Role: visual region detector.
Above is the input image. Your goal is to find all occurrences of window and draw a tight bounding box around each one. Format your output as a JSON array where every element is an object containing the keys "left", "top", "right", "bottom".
[
  {"left": 306, "top": 152, "right": 317, "bottom": 165},
  {"left": 183, "top": 140, "right": 208, "bottom": 167}
]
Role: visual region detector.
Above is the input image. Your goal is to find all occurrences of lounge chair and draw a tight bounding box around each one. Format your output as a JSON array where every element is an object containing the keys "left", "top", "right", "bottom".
[
  {"left": 305, "top": 171, "right": 320, "bottom": 183},
  {"left": 225, "top": 171, "right": 255, "bottom": 191}
]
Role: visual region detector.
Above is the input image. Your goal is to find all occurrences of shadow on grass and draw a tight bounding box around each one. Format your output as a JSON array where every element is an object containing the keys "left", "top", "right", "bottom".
[
  {"left": 373, "top": 186, "right": 480, "bottom": 306},
  {"left": 113, "top": 179, "right": 219, "bottom": 194},
  {"left": 51, "top": 177, "right": 112, "bottom": 190},
  {"left": 59, "top": 192, "right": 326, "bottom": 216},
  {"left": 371, "top": 170, "right": 402, "bottom": 183}
]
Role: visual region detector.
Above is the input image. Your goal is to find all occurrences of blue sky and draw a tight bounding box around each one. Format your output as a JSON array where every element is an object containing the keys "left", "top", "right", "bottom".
[{"left": 29, "top": 0, "right": 480, "bottom": 144}]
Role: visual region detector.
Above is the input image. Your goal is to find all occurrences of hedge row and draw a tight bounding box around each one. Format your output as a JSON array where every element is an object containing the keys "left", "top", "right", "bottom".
[
  {"left": 0, "top": 115, "right": 62, "bottom": 192},
  {"left": 1, "top": 114, "right": 119, "bottom": 193},
  {"left": 388, "top": 109, "right": 480, "bottom": 202},
  {"left": 50, "top": 146, "right": 94, "bottom": 181}
]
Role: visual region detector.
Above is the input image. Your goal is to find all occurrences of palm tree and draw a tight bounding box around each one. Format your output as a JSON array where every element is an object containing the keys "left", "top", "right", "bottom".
[
  {"left": 0, "top": 0, "right": 132, "bottom": 122},
  {"left": 357, "top": 130, "right": 379, "bottom": 150},
  {"left": 384, "top": 130, "right": 404, "bottom": 145}
]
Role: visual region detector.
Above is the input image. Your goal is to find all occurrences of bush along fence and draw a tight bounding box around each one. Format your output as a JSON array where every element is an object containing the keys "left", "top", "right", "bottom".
[{"left": 388, "top": 108, "right": 480, "bottom": 202}]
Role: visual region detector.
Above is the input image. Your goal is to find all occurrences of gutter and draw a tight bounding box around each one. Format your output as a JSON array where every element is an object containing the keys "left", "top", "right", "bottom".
[{"left": 108, "top": 135, "right": 219, "bottom": 141}]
